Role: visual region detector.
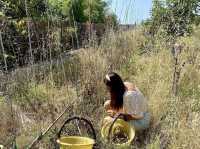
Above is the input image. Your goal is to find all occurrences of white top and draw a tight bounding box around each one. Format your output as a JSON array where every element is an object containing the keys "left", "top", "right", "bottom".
[{"left": 123, "top": 88, "right": 147, "bottom": 117}]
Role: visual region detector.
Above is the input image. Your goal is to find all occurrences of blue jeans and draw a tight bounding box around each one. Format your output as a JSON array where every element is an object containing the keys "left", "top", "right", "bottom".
[{"left": 129, "top": 112, "right": 150, "bottom": 131}]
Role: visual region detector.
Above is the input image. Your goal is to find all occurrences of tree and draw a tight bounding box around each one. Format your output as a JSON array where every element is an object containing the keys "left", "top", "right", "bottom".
[
  {"left": 1, "top": 0, "right": 47, "bottom": 19},
  {"left": 47, "top": 0, "right": 70, "bottom": 19},
  {"left": 0, "top": 0, "right": 118, "bottom": 69},
  {"left": 150, "top": 0, "right": 167, "bottom": 34},
  {"left": 150, "top": 0, "right": 200, "bottom": 36},
  {"left": 69, "top": 0, "right": 87, "bottom": 22},
  {"left": 105, "top": 12, "right": 118, "bottom": 27},
  {"left": 47, "top": 0, "right": 115, "bottom": 24},
  {"left": 83, "top": 0, "right": 107, "bottom": 23}
]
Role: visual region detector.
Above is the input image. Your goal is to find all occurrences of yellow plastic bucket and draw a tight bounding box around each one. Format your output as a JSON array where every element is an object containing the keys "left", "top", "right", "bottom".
[
  {"left": 57, "top": 136, "right": 95, "bottom": 149},
  {"left": 101, "top": 119, "right": 135, "bottom": 146}
]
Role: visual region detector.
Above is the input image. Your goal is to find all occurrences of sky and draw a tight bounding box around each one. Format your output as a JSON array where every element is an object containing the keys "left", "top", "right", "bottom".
[{"left": 106, "top": 0, "right": 152, "bottom": 24}]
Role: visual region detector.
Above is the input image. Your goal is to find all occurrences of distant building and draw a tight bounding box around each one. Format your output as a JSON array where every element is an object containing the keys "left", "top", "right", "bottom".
[{"left": 118, "top": 24, "right": 136, "bottom": 31}]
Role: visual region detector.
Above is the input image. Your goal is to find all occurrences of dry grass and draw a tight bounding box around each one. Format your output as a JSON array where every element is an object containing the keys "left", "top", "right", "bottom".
[{"left": 0, "top": 26, "right": 200, "bottom": 148}]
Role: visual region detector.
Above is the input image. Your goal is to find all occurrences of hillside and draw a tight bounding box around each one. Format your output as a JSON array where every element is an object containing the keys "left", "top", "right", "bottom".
[{"left": 0, "top": 25, "right": 200, "bottom": 148}]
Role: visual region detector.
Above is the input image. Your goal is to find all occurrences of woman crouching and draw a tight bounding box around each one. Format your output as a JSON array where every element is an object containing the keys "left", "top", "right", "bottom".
[{"left": 103, "top": 72, "right": 150, "bottom": 132}]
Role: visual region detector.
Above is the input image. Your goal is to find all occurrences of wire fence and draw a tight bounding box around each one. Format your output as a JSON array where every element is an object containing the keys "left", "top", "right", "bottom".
[{"left": 0, "top": 19, "right": 109, "bottom": 70}]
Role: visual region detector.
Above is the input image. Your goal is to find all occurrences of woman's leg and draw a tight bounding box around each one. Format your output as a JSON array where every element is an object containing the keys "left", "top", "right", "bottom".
[{"left": 129, "top": 112, "right": 150, "bottom": 131}]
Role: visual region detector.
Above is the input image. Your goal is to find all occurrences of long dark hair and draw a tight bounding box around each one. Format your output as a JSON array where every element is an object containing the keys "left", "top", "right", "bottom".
[{"left": 104, "top": 72, "right": 126, "bottom": 110}]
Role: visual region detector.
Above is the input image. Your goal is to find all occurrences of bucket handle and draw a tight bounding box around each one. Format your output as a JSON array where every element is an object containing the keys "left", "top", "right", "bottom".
[
  {"left": 107, "top": 113, "right": 125, "bottom": 142},
  {"left": 57, "top": 116, "right": 96, "bottom": 140}
]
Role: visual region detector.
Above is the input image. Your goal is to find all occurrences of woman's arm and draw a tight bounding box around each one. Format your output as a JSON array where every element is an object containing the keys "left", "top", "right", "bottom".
[
  {"left": 104, "top": 100, "right": 143, "bottom": 120},
  {"left": 104, "top": 100, "right": 111, "bottom": 111},
  {"left": 106, "top": 110, "right": 144, "bottom": 120},
  {"left": 113, "top": 113, "right": 143, "bottom": 121},
  {"left": 104, "top": 100, "right": 117, "bottom": 117},
  {"left": 123, "top": 113, "right": 144, "bottom": 120}
]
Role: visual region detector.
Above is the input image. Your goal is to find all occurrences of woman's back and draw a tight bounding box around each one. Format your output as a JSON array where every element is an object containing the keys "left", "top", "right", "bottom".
[{"left": 123, "top": 86, "right": 147, "bottom": 117}]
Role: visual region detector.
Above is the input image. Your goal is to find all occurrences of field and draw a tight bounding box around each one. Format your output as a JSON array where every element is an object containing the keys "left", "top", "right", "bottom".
[{"left": 0, "top": 24, "right": 200, "bottom": 148}]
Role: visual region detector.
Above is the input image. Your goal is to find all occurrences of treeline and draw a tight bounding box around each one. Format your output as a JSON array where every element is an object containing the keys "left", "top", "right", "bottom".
[
  {"left": 1, "top": 0, "right": 200, "bottom": 70},
  {"left": 146, "top": 0, "right": 200, "bottom": 37},
  {"left": 0, "top": 0, "right": 117, "bottom": 70},
  {"left": 0, "top": 0, "right": 117, "bottom": 24}
]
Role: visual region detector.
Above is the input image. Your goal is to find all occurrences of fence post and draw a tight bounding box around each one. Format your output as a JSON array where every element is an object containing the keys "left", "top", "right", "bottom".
[
  {"left": 0, "top": 30, "right": 8, "bottom": 71},
  {"left": 172, "top": 43, "right": 182, "bottom": 96}
]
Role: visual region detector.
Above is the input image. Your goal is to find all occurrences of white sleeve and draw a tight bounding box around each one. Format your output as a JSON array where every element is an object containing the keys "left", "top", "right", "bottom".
[{"left": 123, "top": 91, "right": 143, "bottom": 117}]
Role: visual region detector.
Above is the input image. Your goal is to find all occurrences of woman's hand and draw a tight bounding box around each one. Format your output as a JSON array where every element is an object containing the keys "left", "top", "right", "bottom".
[
  {"left": 113, "top": 112, "right": 144, "bottom": 121},
  {"left": 124, "top": 113, "right": 144, "bottom": 120}
]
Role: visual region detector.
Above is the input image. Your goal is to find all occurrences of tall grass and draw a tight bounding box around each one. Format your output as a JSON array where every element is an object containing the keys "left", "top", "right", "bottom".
[{"left": 0, "top": 25, "right": 200, "bottom": 148}]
